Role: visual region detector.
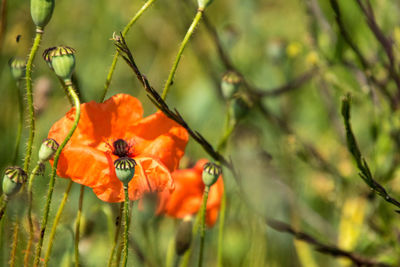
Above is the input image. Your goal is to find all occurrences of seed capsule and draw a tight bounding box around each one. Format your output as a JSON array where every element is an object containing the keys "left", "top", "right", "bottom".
[
  {"left": 2, "top": 167, "right": 27, "bottom": 197},
  {"left": 43, "top": 46, "right": 76, "bottom": 81},
  {"left": 39, "top": 138, "right": 59, "bottom": 162},
  {"left": 114, "top": 157, "right": 137, "bottom": 185},
  {"left": 198, "top": 0, "right": 213, "bottom": 10},
  {"left": 221, "top": 71, "right": 241, "bottom": 99},
  {"left": 31, "top": 0, "right": 55, "bottom": 29},
  {"left": 9, "top": 58, "right": 26, "bottom": 81},
  {"left": 202, "top": 162, "right": 222, "bottom": 186}
]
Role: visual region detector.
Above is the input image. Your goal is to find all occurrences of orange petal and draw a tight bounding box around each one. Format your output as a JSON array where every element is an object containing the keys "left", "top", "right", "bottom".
[
  {"left": 126, "top": 111, "right": 189, "bottom": 171},
  {"left": 160, "top": 159, "right": 224, "bottom": 227},
  {"left": 49, "top": 94, "right": 144, "bottom": 148},
  {"left": 93, "top": 156, "right": 174, "bottom": 202},
  {"left": 54, "top": 145, "right": 115, "bottom": 188}
]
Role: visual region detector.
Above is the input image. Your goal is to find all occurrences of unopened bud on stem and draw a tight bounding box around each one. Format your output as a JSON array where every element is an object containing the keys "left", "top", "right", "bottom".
[
  {"left": 31, "top": 0, "right": 55, "bottom": 29},
  {"left": 43, "top": 46, "right": 76, "bottom": 81},
  {"left": 9, "top": 58, "right": 26, "bottom": 81},
  {"left": 221, "top": 71, "right": 241, "bottom": 99},
  {"left": 114, "top": 157, "right": 137, "bottom": 185},
  {"left": 38, "top": 138, "right": 59, "bottom": 162},
  {"left": 202, "top": 162, "right": 222, "bottom": 186},
  {"left": 2, "top": 167, "right": 27, "bottom": 197},
  {"left": 175, "top": 216, "right": 193, "bottom": 255}
]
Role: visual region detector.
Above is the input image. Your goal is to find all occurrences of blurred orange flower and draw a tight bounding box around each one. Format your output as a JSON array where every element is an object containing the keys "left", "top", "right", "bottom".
[
  {"left": 48, "top": 94, "right": 188, "bottom": 202},
  {"left": 158, "top": 159, "right": 224, "bottom": 227}
]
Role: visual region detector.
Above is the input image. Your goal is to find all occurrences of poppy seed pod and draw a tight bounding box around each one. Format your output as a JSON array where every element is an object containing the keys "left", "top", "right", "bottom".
[
  {"left": 31, "top": 0, "right": 55, "bottom": 29},
  {"left": 175, "top": 216, "right": 193, "bottom": 255},
  {"left": 114, "top": 157, "right": 137, "bottom": 185},
  {"left": 198, "top": 0, "right": 213, "bottom": 10},
  {"left": 39, "top": 138, "right": 59, "bottom": 162},
  {"left": 2, "top": 167, "right": 27, "bottom": 197},
  {"left": 9, "top": 58, "right": 26, "bottom": 81},
  {"left": 221, "top": 71, "right": 241, "bottom": 99},
  {"left": 43, "top": 46, "right": 76, "bottom": 81},
  {"left": 202, "top": 162, "right": 222, "bottom": 186}
]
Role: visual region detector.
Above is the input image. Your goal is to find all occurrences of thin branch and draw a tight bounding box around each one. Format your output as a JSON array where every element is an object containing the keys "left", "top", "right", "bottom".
[
  {"left": 341, "top": 94, "right": 400, "bottom": 211},
  {"left": 354, "top": 0, "right": 400, "bottom": 93},
  {"left": 113, "top": 35, "right": 234, "bottom": 172},
  {"left": 250, "top": 68, "right": 318, "bottom": 97},
  {"left": 329, "top": 0, "right": 396, "bottom": 109},
  {"left": 265, "top": 218, "right": 392, "bottom": 267}
]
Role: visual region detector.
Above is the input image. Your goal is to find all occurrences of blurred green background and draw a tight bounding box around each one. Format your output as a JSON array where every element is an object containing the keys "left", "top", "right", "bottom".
[{"left": 1, "top": 0, "right": 400, "bottom": 266}]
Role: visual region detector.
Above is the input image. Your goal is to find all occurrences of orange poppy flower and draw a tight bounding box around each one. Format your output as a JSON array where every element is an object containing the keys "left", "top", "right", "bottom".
[
  {"left": 158, "top": 159, "right": 224, "bottom": 227},
  {"left": 48, "top": 94, "right": 189, "bottom": 202}
]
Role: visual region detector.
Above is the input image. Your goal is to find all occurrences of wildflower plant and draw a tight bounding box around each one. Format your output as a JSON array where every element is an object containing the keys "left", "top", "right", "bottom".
[{"left": 2, "top": 0, "right": 400, "bottom": 266}]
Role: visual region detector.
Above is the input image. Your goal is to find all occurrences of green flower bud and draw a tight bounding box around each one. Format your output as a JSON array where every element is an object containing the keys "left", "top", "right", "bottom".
[
  {"left": 43, "top": 46, "right": 76, "bottom": 81},
  {"left": 175, "top": 216, "right": 193, "bottom": 256},
  {"left": 198, "top": 0, "right": 213, "bottom": 10},
  {"left": 114, "top": 157, "right": 137, "bottom": 185},
  {"left": 31, "top": 0, "right": 55, "bottom": 29},
  {"left": 221, "top": 71, "right": 241, "bottom": 99},
  {"left": 39, "top": 138, "right": 59, "bottom": 162},
  {"left": 2, "top": 167, "right": 27, "bottom": 197},
  {"left": 202, "top": 162, "right": 222, "bottom": 186},
  {"left": 9, "top": 58, "right": 26, "bottom": 81},
  {"left": 229, "top": 96, "right": 250, "bottom": 123}
]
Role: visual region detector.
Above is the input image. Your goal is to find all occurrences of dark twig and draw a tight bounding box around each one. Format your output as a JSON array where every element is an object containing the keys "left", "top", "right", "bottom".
[
  {"left": 266, "top": 218, "right": 392, "bottom": 267},
  {"left": 113, "top": 35, "right": 234, "bottom": 172},
  {"left": 354, "top": 0, "right": 400, "bottom": 94},
  {"left": 341, "top": 94, "right": 400, "bottom": 211},
  {"left": 202, "top": 14, "right": 318, "bottom": 98},
  {"left": 329, "top": 0, "right": 396, "bottom": 109},
  {"left": 250, "top": 68, "right": 318, "bottom": 97}
]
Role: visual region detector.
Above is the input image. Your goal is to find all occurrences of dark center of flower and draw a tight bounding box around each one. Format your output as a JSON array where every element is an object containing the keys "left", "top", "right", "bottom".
[{"left": 112, "top": 139, "right": 130, "bottom": 158}]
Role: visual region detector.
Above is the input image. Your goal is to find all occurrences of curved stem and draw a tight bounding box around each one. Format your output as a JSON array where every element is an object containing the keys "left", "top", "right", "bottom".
[
  {"left": 107, "top": 203, "right": 123, "bottom": 267},
  {"left": 42, "top": 180, "right": 73, "bottom": 266},
  {"left": 101, "top": 0, "right": 157, "bottom": 102},
  {"left": 24, "top": 162, "right": 42, "bottom": 267},
  {"left": 161, "top": 10, "right": 203, "bottom": 100},
  {"left": 197, "top": 185, "right": 209, "bottom": 267},
  {"left": 122, "top": 185, "right": 130, "bottom": 267},
  {"left": 24, "top": 29, "right": 43, "bottom": 173},
  {"left": 33, "top": 82, "right": 81, "bottom": 267},
  {"left": 10, "top": 219, "right": 19, "bottom": 267},
  {"left": 74, "top": 185, "right": 84, "bottom": 267},
  {"left": 13, "top": 84, "right": 24, "bottom": 165}
]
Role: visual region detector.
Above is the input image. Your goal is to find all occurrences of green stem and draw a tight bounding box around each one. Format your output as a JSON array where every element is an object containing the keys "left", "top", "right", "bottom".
[
  {"left": 166, "top": 238, "right": 175, "bottom": 267},
  {"left": 0, "top": 196, "right": 8, "bottom": 221},
  {"left": 24, "top": 162, "right": 43, "bottom": 267},
  {"left": 12, "top": 84, "right": 24, "bottom": 165},
  {"left": 122, "top": 185, "right": 130, "bottom": 267},
  {"left": 107, "top": 203, "right": 123, "bottom": 267},
  {"left": 161, "top": 9, "right": 204, "bottom": 100},
  {"left": 74, "top": 185, "right": 84, "bottom": 267},
  {"left": 216, "top": 190, "right": 226, "bottom": 267},
  {"left": 197, "top": 185, "right": 210, "bottom": 267},
  {"left": 101, "top": 0, "right": 157, "bottom": 102},
  {"left": 33, "top": 82, "right": 81, "bottom": 267},
  {"left": 24, "top": 29, "right": 43, "bottom": 173},
  {"left": 58, "top": 77, "right": 74, "bottom": 106},
  {"left": 42, "top": 180, "right": 73, "bottom": 266},
  {"left": 10, "top": 219, "right": 19, "bottom": 267}
]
